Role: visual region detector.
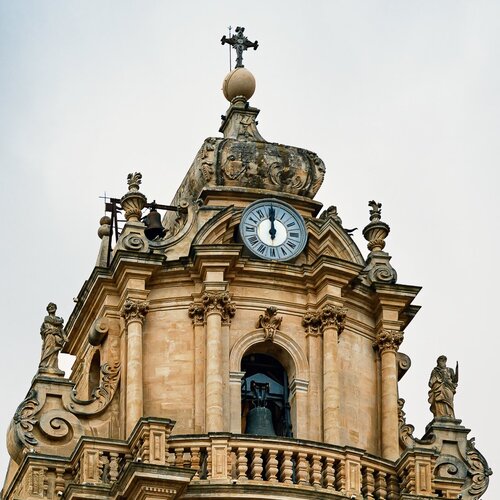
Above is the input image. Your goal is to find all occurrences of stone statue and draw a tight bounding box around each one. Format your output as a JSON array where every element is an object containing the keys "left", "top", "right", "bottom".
[
  {"left": 428, "top": 355, "right": 459, "bottom": 419},
  {"left": 38, "top": 302, "right": 66, "bottom": 376}
]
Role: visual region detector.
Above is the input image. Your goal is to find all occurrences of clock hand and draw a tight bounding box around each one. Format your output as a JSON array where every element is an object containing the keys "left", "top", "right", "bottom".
[{"left": 269, "top": 205, "right": 276, "bottom": 240}]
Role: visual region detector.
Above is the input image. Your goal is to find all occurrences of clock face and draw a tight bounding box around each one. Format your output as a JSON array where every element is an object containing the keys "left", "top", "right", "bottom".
[{"left": 239, "top": 199, "right": 307, "bottom": 261}]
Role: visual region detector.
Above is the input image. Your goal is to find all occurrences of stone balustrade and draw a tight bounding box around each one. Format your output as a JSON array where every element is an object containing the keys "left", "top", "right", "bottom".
[
  {"left": 165, "top": 434, "right": 399, "bottom": 498},
  {"left": 5, "top": 418, "right": 467, "bottom": 499}
]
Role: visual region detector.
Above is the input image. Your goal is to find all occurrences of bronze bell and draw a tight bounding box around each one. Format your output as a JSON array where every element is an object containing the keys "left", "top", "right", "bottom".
[
  {"left": 144, "top": 206, "right": 166, "bottom": 240},
  {"left": 245, "top": 380, "right": 276, "bottom": 436},
  {"left": 245, "top": 406, "right": 276, "bottom": 436}
]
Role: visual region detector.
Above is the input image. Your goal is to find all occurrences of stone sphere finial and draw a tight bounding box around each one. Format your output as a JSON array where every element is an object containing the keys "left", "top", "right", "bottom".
[
  {"left": 222, "top": 67, "right": 256, "bottom": 102},
  {"left": 97, "top": 216, "right": 111, "bottom": 239},
  {"left": 120, "top": 172, "right": 147, "bottom": 222}
]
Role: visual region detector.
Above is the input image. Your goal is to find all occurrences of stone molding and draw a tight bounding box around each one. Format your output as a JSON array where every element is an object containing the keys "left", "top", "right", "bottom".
[
  {"left": 302, "top": 305, "right": 347, "bottom": 336},
  {"left": 121, "top": 299, "right": 150, "bottom": 325},
  {"left": 373, "top": 329, "right": 404, "bottom": 353}
]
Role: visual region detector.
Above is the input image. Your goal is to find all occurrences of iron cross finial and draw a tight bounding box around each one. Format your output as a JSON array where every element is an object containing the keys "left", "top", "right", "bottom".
[{"left": 221, "top": 26, "right": 258, "bottom": 68}]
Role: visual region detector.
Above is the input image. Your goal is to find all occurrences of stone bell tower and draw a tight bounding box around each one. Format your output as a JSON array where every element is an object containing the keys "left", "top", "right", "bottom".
[{"left": 2, "top": 29, "right": 491, "bottom": 500}]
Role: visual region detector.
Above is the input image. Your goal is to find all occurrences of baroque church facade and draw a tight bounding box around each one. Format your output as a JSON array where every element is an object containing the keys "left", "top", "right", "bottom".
[{"left": 2, "top": 30, "right": 491, "bottom": 500}]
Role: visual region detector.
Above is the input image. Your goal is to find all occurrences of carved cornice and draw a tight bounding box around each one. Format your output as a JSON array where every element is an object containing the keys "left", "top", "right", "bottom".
[
  {"left": 373, "top": 329, "right": 404, "bottom": 353},
  {"left": 121, "top": 299, "right": 149, "bottom": 325},
  {"left": 302, "top": 305, "right": 347, "bottom": 336},
  {"left": 257, "top": 306, "right": 282, "bottom": 341}
]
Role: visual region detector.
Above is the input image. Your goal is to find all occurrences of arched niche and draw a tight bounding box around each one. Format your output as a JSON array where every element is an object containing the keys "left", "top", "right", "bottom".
[{"left": 229, "top": 329, "right": 310, "bottom": 439}]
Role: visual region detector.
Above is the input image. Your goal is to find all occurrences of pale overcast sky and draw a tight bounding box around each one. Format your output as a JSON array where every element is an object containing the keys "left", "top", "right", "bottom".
[{"left": 1, "top": 1, "right": 498, "bottom": 497}]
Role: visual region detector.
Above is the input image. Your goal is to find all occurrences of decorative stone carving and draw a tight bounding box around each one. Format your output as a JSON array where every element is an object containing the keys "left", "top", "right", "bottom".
[
  {"left": 12, "top": 389, "right": 40, "bottom": 449},
  {"left": 398, "top": 398, "right": 435, "bottom": 450},
  {"left": 38, "top": 303, "right": 66, "bottom": 377},
  {"left": 188, "top": 302, "right": 205, "bottom": 326},
  {"left": 121, "top": 299, "right": 149, "bottom": 325},
  {"left": 201, "top": 291, "right": 236, "bottom": 323},
  {"left": 320, "top": 205, "right": 342, "bottom": 225},
  {"left": 88, "top": 317, "right": 110, "bottom": 346},
  {"left": 257, "top": 306, "right": 282, "bottom": 341},
  {"left": 122, "top": 233, "right": 146, "bottom": 251},
  {"left": 169, "top": 200, "right": 189, "bottom": 238},
  {"left": 396, "top": 352, "right": 412, "bottom": 380},
  {"left": 373, "top": 329, "right": 404, "bottom": 353},
  {"left": 318, "top": 304, "right": 347, "bottom": 334},
  {"left": 361, "top": 201, "right": 397, "bottom": 285},
  {"left": 120, "top": 172, "right": 147, "bottom": 222},
  {"left": 363, "top": 201, "right": 387, "bottom": 252},
  {"left": 67, "top": 362, "right": 121, "bottom": 416},
  {"left": 301, "top": 305, "right": 347, "bottom": 336},
  {"left": 465, "top": 437, "right": 492, "bottom": 499},
  {"left": 428, "top": 355, "right": 459, "bottom": 419},
  {"left": 199, "top": 138, "right": 216, "bottom": 182},
  {"left": 301, "top": 311, "right": 321, "bottom": 336}
]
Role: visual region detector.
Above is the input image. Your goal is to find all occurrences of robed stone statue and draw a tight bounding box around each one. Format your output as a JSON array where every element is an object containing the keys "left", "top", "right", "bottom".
[
  {"left": 38, "top": 302, "right": 66, "bottom": 376},
  {"left": 428, "top": 355, "right": 459, "bottom": 419}
]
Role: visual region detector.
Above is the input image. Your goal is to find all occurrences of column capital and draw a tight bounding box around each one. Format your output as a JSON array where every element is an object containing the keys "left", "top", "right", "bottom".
[
  {"left": 188, "top": 302, "right": 205, "bottom": 326},
  {"left": 302, "top": 304, "right": 347, "bottom": 336},
  {"left": 318, "top": 304, "right": 347, "bottom": 334},
  {"left": 373, "top": 329, "right": 404, "bottom": 353},
  {"left": 202, "top": 291, "right": 236, "bottom": 323},
  {"left": 121, "top": 298, "right": 149, "bottom": 325}
]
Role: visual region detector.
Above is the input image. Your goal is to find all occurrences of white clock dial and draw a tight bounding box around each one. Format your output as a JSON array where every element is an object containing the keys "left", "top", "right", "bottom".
[{"left": 239, "top": 199, "right": 307, "bottom": 261}]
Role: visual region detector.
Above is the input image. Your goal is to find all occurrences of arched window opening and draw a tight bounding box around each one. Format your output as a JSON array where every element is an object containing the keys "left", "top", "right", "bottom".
[
  {"left": 241, "top": 353, "right": 292, "bottom": 437},
  {"left": 88, "top": 350, "right": 101, "bottom": 399}
]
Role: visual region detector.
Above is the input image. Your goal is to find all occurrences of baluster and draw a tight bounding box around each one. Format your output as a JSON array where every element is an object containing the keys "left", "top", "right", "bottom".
[
  {"left": 109, "top": 453, "right": 120, "bottom": 482},
  {"left": 236, "top": 447, "right": 248, "bottom": 481},
  {"left": 166, "top": 448, "right": 175, "bottom": 466},
  {"left": 279, "top": 450, "right": 293, "bottom": 484},
  {"left": 375, "top": 471, "right": 387, "bottom": 500},
  {"left": 323, "top": 457, "right": 335, "bottom": 489},
  {"left": 387, "top": 473, "right": 400, "bottom": 500},
  {"left": 362, "top": 466, "right": 375, "bottom": 499},
  {"left": 335, "top": 459, "right": 346, "bottom": 493},
  {"left": 191, "top": 447, "right": 201, "bottom": 479},
  {"left": 175, "top": 447, "right": 184, "bottom": 467},
  {"left": 296, "top": 452, "right": 309, "bottom": 485},
  {"left": 206, "top": 447, "right": 212, "bottom": 479},
  {"left": 310, "top": 454, "right": 322, "bottom": 487},
  {"left": 250, "top": 447, "right": 264, "bottom": 480},
  {"left": 265, "top": 449, "right": 279, "bottom": 482}
]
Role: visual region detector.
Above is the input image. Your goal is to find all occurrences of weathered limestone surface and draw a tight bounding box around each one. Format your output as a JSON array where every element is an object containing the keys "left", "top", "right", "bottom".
[{"left": 3, "top": 60, "right": 490, "bottom": 500}]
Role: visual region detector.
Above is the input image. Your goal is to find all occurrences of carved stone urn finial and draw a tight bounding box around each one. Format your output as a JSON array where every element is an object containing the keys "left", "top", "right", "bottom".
[
  {"left": 362, "top": 200, "right": 390, "bottom": 252},
  {"left": 120, "top": 172, "right": 147, "bottom": 222},
  {"left": 360, "top": 200, "right": 397, "bottom": 285}
]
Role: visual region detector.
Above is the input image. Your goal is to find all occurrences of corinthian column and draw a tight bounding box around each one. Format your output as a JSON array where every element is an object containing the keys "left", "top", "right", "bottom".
[
  {"left": 320, "top": 304, "right": 347, "bottom": 444},
  {"left": 373, "top": 329, "right": 404, "bottom": 460},
  {"left": 202, "top": 291, "right": 235, "bottom": 432},
  {"left": 122, "top": 298, "right": 149, "bottom": 436}
]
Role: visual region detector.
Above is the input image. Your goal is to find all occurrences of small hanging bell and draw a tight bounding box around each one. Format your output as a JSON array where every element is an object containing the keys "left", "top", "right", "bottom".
[{"left": 143, "top": 203, "right": 166, "bottom": 240}]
